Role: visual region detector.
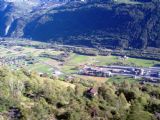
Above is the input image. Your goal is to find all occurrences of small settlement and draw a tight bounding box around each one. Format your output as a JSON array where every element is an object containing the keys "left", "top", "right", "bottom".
[{"left": 79, "top": 65, "right": 160, "bottom": 83}]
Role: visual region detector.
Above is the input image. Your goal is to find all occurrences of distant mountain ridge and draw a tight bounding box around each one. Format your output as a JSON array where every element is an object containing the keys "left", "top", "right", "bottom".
[{"left": 0, "top": 0, "right": 160, "bottom": 49}]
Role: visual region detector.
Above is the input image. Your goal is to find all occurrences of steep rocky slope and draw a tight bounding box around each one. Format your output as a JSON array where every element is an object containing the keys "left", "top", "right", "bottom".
[{"left": 0, "top": 0, "right": 160, "bottom": 49}]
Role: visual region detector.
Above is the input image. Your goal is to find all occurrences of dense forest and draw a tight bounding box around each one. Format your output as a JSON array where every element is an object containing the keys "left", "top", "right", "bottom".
[
  {"left": 25, "top": 0, "right": 160, "bottom": 49},
  {"left": 0, "top": 67, "right": 160, "bottom": 120},
  {"left": 0, "top": 0, "right": 160, "bottom": 49}
]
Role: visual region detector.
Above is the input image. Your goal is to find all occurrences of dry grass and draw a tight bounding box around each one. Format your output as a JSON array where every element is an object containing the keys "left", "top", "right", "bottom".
[{"left": 75, "top": 75, "right": 108, "bottom": 83}]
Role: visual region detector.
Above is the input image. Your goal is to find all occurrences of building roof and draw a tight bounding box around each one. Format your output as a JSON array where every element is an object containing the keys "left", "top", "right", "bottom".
[{"left": 87, "top": 88, "right": 97, "bottom": 95}]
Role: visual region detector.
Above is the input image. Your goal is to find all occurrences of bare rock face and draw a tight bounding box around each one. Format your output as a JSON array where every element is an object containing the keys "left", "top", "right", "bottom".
[{"left": 0, "top": 0, "right": 160, "bottom": 49}]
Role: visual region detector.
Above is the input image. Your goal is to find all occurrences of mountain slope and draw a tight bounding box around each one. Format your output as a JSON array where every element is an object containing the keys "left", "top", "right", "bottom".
[
  {"left": 0, "top": 0, "right": 160, "bottom": 49},
  {"left": 0, "top": 67, "right": 159, "bottom": 120}
]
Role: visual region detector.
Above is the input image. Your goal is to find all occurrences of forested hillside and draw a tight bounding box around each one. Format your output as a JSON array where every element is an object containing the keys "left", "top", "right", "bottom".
[
  {"left": 24, "top": 0, "right": 160, "bottom": 49},
  {"left": 0, "top": 0, "right": 160, "bottom": 48},
  {"left": 0, "top": 67, "right": 160, "bottom": 120},
  {"left": 0, "top": 0, "right": 160, "bottom": 49}
]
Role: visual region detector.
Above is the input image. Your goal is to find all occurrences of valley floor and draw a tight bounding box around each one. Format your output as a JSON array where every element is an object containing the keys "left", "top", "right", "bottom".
[{"left": 0, "top": 38, "right": 160, "bottom": 84}]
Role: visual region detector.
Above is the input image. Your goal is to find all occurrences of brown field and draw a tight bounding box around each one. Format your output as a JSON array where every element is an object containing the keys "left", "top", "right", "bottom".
[{"left": 75, "top": 75, "right": 108, "bottom": 83}]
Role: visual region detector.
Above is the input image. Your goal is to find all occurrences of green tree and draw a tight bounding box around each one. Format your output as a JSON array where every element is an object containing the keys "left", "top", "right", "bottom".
[{"left": 127, "top": 101, "right": 155, "bottom": 120}]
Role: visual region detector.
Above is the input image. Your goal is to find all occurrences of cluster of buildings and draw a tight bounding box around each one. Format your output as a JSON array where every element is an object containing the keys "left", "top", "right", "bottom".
[
  {"left": 0, "top": 55, "right": 37, "bottom": 69},
  {"left": 79, "top": 65, "right": 160, "bottom": 83},
  {"left": 79, "top": 66, "right": 112, "bottom": 77},
  {"left": 0, "top": 56, "right": 27, "bottom": 66}
]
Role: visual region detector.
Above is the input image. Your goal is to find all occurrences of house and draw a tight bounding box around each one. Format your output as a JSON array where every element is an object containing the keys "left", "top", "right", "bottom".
[
  {"left": 155, "top": 112, "right": 160, "bottom": 120},
  {"left": 158, "top": 72, "right": 160, "bottom": 78},
  {"left": 135, "top": 68, "right": 144, "bottom": 76},
  {"left": 104, "top": 71, "right": 112, "bottom": 77},
  {"left": 86, "top": 88, "right": 97, "bottom": 98},
  {"left": 39, "top": 73, "right": 48, "bottom": 77},
  {"left": 53, "top": 70, "right": 63, "bottom": 76},
  {"left": 123, "top": 55, "right": 129, "bottom": 60},
  {"left": 140, "top": 68, "right": 145, "bottom": 75}
]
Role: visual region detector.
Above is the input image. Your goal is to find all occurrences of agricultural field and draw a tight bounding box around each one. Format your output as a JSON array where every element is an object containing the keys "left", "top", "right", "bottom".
[
  {"left": 75, "top": 74, "right": 108, "bottom": 83},
  {"left": 108, "top": 76, "right": 139, "bottom": 83},
  {"left": 0, "top": 45, "right": 64, "bottom": 76},
  {"left": 114, "top": 0, "right": 141, "bottom": 4},
  {"left": 63, "top": 54, "right": 160, "bottom": 70},
  {"left": 0, "top": 43, "right": 160, "bottom": 80}
]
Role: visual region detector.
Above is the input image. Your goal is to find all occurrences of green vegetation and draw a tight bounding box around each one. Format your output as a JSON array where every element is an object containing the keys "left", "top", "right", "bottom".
[
  {"left": 108, "top": 76, "right": 139, "bottom": 83},
  {"left": 27, "top": 53, "right": 160, "bottom": 76},
  {"left": 0, "top": 67, "right": 159, "bottom": 120},
  {"left": 95, "top": 56, "right": 160, "bottom": 67},
  {"left": 113, "top": 0, "right": 141, "bottom": 4},
  {"left": 0, "top": 44, "right": 159, "bottom": 76},
  {"left": 65, "top": 54, "right": 160, "bottom": 67},
  {"left": 68, "top": 54, "right": 89, "bottom": 65},
  {"left": 62, "top": 54, "right": 160, "bottom": 74},
  {"left": 28, "top": 63, "right": 52, "bottom": 74}
]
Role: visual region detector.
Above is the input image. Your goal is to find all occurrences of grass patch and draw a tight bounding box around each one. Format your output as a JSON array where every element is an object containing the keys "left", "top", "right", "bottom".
[
  {"left": 61, "top": 65, "right": 77, "bottom": 74},
  {"left": 108, "top": 76, "right": 139, "bottom": 84},
  {"left": 95, "top": 56, "right": 118, "bottom": 65},
  {"left": 94, "top": 56, "right": 160, "bottom": 67},
  {"left": 27, "top": 63, "right": 53, "bottom": 74},
  {"left": 67, "top": 54, "right": 90, "bottom": 65},
  {"left": 126, "top": 58, "right": 160, "bottom": 67},
  {"left": 114, "top": 0, "right": 141, "bottom": 4}
]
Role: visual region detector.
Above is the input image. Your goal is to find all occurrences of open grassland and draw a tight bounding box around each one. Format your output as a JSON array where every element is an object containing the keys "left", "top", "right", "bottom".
[
  {"left": 125, "top": 58, "right": 159, "bottom": 67},
  {"left": 108, "top": 76, "right": 139, "bottom": 83},
  {"left": 22, "top": 47, "right": 63, "bottom": 56},
  {"left": 95, "top": 56, "right": 160, "bottom": 67},
  {"left": 114, "top": 0, "right": 141, "bottom": 4},
  {"left": 65, "top": 54, "right": 90, "bottom": 65},
  {"left": 27, "top": 63, "right": 53, "bottom": 74},
  {"left": 75, "top": 75, "right": 108, "bottom": 83},
  {"left": 64, "top": 54, "right": 160, "bottom": 67},
  {"left": 61, "top": 54, "right": 160, "bottom": 76}
]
